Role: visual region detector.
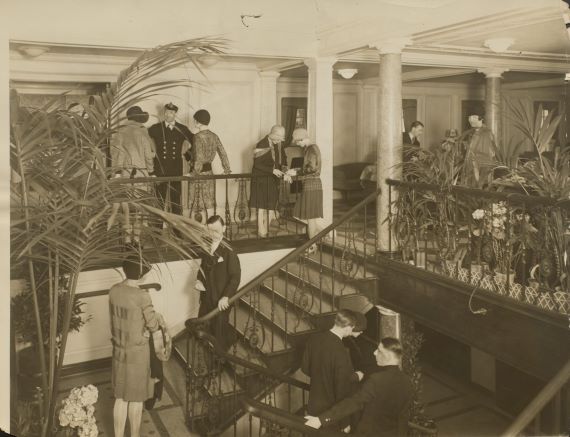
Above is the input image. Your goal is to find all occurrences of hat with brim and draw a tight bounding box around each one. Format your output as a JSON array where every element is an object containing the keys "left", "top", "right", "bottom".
[
  {"left": 126, "top": 106, "right": 149, "bottom": 123},
  {"left": 164, "top": 102, "right": 179, "bottom": 112}
]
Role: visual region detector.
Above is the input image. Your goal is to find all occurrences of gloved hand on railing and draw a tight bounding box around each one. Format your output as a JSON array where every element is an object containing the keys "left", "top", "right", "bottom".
[{"left": 218, "top": 296, "right": 230, "bottom": 311}]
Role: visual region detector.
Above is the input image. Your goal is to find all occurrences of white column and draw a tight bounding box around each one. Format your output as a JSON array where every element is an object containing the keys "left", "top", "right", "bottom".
[
  {"left": 373, "top": 38, "right": 410, "bottom": 254},
  {"left": 304, "top": 57, "right": 336, "bottom": 224},
  {"left": 478, "top": 67, "right": 508, "bottom": 140},
  {"left": 259, "top": 70, "right": 281, "bottom": 136}
]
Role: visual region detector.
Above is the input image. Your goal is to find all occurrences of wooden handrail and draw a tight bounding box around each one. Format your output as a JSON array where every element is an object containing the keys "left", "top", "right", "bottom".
[
  {"left": 385, "top": 178, "right": 569, "bottom": 208},
  {"left": 187, "top": 188, "right": 381, "bottom": 325},
  {"left": 501, "top": 358, "right": 570, "bottom": 437},
  {"left": 110, "top": 172, "right": 275, "bottom": 183},
  {"left": 189, "top": 328, "right": 311, "bottom": 391},
  {"left": 241, "top": 397, "right": 347, "bottom": 436}
]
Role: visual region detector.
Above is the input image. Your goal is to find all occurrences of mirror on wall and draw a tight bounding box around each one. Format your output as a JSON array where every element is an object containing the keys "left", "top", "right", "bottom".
[{"left": 281, "top": 97, "right": 307, "bottom": 146}]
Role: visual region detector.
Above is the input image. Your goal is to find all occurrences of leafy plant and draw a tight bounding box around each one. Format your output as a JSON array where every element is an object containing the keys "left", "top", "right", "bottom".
[{"left": 10, "top": 37, "right": 226, "bottom": 436}]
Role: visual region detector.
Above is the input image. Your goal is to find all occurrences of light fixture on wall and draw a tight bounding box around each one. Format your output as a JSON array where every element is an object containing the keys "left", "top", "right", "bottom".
[
  {"left": 18, "top": 45, "right": 50, "bottom": 57},
  {"left": 197, "top": 54, "right": 220, "bottom": 68},
  {"left": 483, "top": 38, "right": 515, "bottom": 53},
  {"left": 240, "top": 14, "right": 262, "bottom": 28},
  {"left": 337, "top": 68, "right": 358, "bottom": 79}
]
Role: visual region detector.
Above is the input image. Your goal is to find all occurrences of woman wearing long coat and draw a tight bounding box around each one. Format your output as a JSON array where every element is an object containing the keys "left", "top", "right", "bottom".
[
  {"left": 249, "top": 125, "right": 287, "bottom": 237},
  {"left": 109, "top": 255, "right": 163, "bottom": 437}
]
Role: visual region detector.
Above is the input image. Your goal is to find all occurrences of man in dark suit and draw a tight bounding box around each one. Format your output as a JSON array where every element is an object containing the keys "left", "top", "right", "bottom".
[
  {"left": 249, "top": 125, "right": 287, "bottom": 237},
  {"left": 305, "top": 337, "right": 413, "bottom": 437},
  {"left": 195, "top": 215, "right": 241, "bottom": 350},
  {"left": 148, "top": 102, "right": 194, "bottom": 216},
  {"left": 301, "top": 309, "right": 364, "bottom": 428},
  {"left": 403, "top": 121, "right": 424, "bottom": 162}
]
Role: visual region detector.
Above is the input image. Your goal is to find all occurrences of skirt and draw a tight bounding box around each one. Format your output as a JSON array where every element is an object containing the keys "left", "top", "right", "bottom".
[
  {"left": 189, "top": 170, "right": 215, "bottom": 210},
  {"left": 112, "top": 342, "right": 154, "bottom": 402},
  {"left": 293, "top": 177, "right": 323, "bottom": 220}
]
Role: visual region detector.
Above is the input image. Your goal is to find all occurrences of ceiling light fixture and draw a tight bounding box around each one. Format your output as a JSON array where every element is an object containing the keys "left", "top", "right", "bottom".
[
  {"left": 18, "top": 45, "right": 50, "bottom": 58},
  {"left": 483, "top": 38, "right": 515, "bottom": 53},
  {"left": 337, "top": 68, "right": 358, "bottom": 79}
]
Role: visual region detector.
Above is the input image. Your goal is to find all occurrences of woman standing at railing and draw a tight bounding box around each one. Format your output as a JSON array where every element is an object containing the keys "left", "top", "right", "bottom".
[
  {"left": 189, "top": 109, "right": 231, "bottom": 222},
  {"left": 288, "top": 128, "right": 323, "bottom": 238}
]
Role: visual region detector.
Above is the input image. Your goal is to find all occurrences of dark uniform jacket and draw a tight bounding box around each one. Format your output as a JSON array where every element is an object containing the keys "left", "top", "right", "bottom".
[
  {"left": 197, "top": 242, "right": 241, "bottom": 350},
  {"left": 403, "top": 132, "right": 420, "bottom": 163},
  {"left": 148, "top": 121, "right": 193, "bottom": 176},
  {"left": 319, "top": 365, "right": 413, "bottom": 437},
  {"left": 301, "top": 330, "right": 359, "bottom": 416}
]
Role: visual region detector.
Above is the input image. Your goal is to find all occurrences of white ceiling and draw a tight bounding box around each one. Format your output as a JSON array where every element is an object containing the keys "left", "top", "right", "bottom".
[{"left": 7, "top": 0, "right": 570, "bottom": 82}]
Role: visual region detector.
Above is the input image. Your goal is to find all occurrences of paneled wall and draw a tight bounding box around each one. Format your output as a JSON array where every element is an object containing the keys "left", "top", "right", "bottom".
[
  {"left": 9, "top": 248, "right": 294, "bottom": 366},
  {"left": 277, "top": 76, "right": 567, "bottom": 167}
]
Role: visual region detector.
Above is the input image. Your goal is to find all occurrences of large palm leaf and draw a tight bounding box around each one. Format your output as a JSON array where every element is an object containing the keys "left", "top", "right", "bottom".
[{"left": 10, "top": 37, "right": 226, "bottom": 436}]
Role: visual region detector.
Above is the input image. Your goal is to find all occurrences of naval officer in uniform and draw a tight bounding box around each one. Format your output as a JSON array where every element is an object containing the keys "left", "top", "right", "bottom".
[{"left": 148, "top": 102, "right": 194, "bottom": 216}]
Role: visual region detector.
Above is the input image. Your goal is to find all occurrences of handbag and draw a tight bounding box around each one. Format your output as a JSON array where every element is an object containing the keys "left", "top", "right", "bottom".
[{"left": 151, "top": 327, "right": 172, "bottom": 361}]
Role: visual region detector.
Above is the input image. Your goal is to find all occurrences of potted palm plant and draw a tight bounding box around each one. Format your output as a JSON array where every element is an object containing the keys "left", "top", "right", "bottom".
[{"left": 10, "top": 37, "right": 226, "bottom": 436}]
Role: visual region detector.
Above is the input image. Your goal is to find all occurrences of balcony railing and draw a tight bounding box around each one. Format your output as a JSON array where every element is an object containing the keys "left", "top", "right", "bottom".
[
  {"left": 385, "top": 179, "right": 570, "bottom": 317},
  {"left": 110, "top": 173, "right": 307, "bottom": 242}
]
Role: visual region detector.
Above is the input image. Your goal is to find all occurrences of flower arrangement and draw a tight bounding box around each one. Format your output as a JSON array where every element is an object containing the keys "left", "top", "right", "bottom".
[
  {"left": 471, "top": 201, "right": 521, "bottom": 274},
  {"left": 58, "top": 385, "right": 98, "bottom": 437}
]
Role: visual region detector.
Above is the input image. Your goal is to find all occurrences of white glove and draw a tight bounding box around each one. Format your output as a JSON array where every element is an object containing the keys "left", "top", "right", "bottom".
[
  {"left": 272, "top": 169, "right": 284, "bottom": 178},
  {"left": 283, "top": 174, "right": 293, "bottom": 184},
  {"left": 304, "top": 416, "right": 322, "bottom": 429},
  {"left": 195, "top": 279, "right": 206, "bottom": 291},
  {"left": 218, "top": 296, "right": 230, "bottom": 311},
  {"left": 356, "top": 371, "right": 364, "bottom": 381},
  {"left": 286, "top": 169, "right": 297, "bottom": 176}
]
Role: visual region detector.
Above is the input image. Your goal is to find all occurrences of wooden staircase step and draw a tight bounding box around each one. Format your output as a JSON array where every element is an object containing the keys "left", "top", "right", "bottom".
[
  {"left": 238, "top": 288, "right": 315, "bottom": 334},
  {"left": 231, "top": 304, "right": 293, "bottom": 355},
  {"left": 262, "top": 273, "right": 335, "bottom": 314}
]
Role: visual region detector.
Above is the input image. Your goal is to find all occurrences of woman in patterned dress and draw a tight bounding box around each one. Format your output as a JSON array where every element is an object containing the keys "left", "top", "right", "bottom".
[
  {"left": 189, "top": 109, "right": 231, "bottom": 222},
  {"left": 109, "top": 255, "right": 165, "bottom": 437},
  {"left": 289, "top": 128, "right": 323, "bottom": 238}
]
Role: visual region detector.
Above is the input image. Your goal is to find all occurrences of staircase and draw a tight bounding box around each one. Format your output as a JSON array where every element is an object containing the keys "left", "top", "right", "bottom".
[{"left": 173, "top": 191, "right": 387, "bottom": 436}]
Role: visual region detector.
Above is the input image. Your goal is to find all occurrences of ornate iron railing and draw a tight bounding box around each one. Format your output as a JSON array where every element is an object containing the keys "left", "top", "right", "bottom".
[
  {"left": 385, "top": 179, "right": 570, "bottom": 318},
  {"left": 182, "top": 190, "right": 381, "bottom": 435},
  {"left": 111, "top": 173, "right": 307, "bottom": 242},
  {"left": 184, "top": 328, "right": 313, "bottom": 436}
]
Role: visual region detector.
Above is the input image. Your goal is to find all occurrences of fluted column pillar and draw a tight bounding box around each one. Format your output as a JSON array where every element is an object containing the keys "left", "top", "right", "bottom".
[
  {"left": 478, "top": 67, "right": 508, "bottom": 139},
  {"left": 374, "top": 38, "right": 409, "bottom": 255},
  {"left": 305, "top": 57, "right": 336, "bottom": 224},
  {"left": 259, "top": 71, "right": 281, "bottom": 136}
]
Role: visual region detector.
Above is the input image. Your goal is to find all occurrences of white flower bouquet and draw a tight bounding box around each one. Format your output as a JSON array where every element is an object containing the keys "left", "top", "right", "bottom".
[{"left": 58, "top": 384, "right": 98, "bottom": 437}]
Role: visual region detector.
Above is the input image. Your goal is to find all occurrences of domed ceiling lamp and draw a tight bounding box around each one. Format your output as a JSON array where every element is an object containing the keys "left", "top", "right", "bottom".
[
  {"left": 18, "top": 45, "right": 50, "bottom": 57},
  {"left": 337, "top": 68, "right": 358, "bottom": 79},
  {"left": 483, "top": 38, "right": 515, "bottom": 53}
]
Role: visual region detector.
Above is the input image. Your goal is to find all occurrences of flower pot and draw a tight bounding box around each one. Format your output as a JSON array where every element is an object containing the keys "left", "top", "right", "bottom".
[
  {"left": 494, "top": 271, "right": 515, "bottom": 296},
  {"left": 508, "top": 283, "right": 524, "bottom": 301},
  {"left": 469, "top": 263, "right": 486, "bottom": 286},
  {"left": 414, "top": 250, "right": 426, "bottom": 269},
  {"left": 536, "top": 292, "right": 556, "bottom": 311},
  {"left": 442, "top": 260, "right": 457, "bottom": 278},
  {"left": 525, "top": 281, "right": 539, "bottom": 305},
  {"left": 553, "top": 290, "right": 569, "bottom": 315},
  {"left": 457, "top": 267, "right": 469, "bottom": 283}
]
